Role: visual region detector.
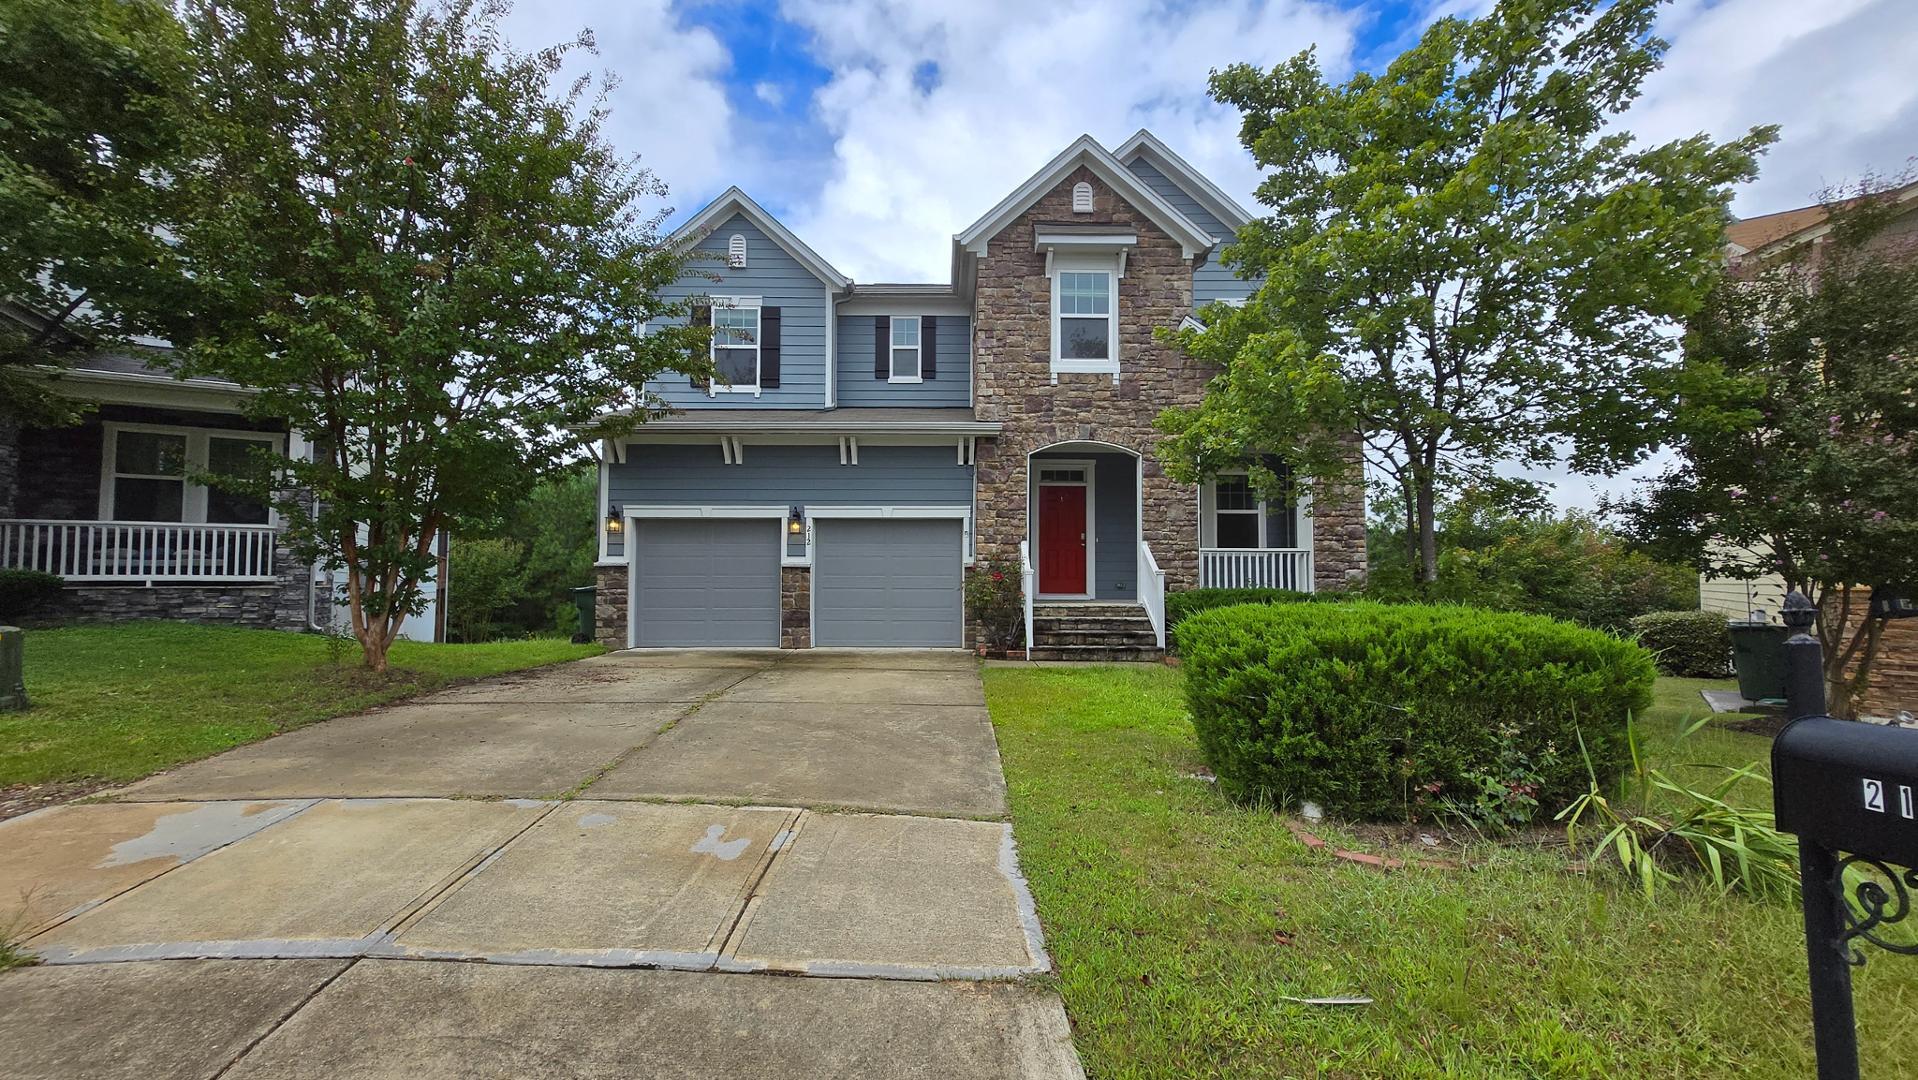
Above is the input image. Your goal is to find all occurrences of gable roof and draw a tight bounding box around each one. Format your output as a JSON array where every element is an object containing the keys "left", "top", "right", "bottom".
[
  {"left": 669, "top": 186, "right": 852, "bottom": 290},
  {"left": 1726, "top": 180, "right": 1918, "bottom": 258},
  {"left": 1112, "top": 129, "right": 1254, "bottom": 233},
  {"left": 953, "top": 134, "right": 1218, "bottom": 260}
]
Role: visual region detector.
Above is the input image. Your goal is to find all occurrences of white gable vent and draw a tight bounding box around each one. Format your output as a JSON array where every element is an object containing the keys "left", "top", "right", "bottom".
[
  {"left": 1071, "top": 182, "right": 1094, "bottom": 213},
  {"left": 727, "top": 233, "right": 747, "bottom": 268}
]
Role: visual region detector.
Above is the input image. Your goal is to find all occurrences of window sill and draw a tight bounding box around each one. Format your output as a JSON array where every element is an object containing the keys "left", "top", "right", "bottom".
[
  {"left": 888, "top": 375, "right": 924, "bottom": 384},
  {"left": 1049, "top": 359, "right": 1119, "bottom": 374},
  {"left": 708, "top": 385, "right": 762, "bottom": 397}
]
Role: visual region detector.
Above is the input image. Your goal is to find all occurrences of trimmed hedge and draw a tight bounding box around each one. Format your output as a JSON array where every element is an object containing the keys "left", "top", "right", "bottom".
[
  {"left": 1629, "top": 610, "right": 1732, "bottom": 678},
  {"left": 1165, "top": 587, "right": 1315, "bottom": 636},
  {"left": 1176, "top": 601, "right": 1656, "bottom": 820},
  {"left": 0, "top": 569, "right": 64, "bottom": 620}
]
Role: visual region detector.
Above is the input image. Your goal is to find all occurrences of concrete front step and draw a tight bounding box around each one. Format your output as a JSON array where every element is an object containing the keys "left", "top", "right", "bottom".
[
  {"left": 1031, "top": 618, "right": 1156, "bottom": 635},
  {"left": 1033, "top": 628, "right": 1160, "bottom": 648},
  {"left": 1025, "top": 645, "right": 1166, "bottom": 663}
]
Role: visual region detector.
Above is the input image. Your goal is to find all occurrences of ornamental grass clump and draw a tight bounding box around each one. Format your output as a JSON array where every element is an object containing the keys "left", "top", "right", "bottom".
[{"left": 1175, "top": 601, "right": 1656, "bottom": 821}]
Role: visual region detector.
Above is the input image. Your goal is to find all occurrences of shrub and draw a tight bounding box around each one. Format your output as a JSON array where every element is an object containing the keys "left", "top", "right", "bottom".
[
  {"left": 965, "top": 560, "right": 1024, "bottom": 649},
  {"left": 1164, "top": 587, "right": 1313, "bottom": 635},
  {"left": 1629, "top": 610, "right": 1731, "bottom": 677},
  {"left": 1176, "top": 601, "right": 1656, "bottom": 821},
  {"left": 0, "top": 570, "right": 64, "bottom": 620}
]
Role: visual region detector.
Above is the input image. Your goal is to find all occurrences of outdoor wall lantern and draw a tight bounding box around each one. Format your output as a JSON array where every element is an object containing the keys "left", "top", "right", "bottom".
[
  {"left": 788, "top": 506, "right": 806, "bottom": 536},
  {"left": 606, "top": 504, "right": 623, "bottom": 534},
  {"left": 1870, "top": 585, "right": 1916, "bottom": 620}
]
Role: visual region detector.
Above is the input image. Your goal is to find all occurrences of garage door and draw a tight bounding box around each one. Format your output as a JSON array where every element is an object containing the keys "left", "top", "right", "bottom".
[
  {"left": 632, "top": 518, "right": 779, "bottom": 647},
  {"left": 813, "top": 518, "right": 963, "bottom": 647}
]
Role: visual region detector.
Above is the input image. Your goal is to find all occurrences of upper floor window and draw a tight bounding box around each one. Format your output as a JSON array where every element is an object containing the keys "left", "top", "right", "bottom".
[
  {"left": 711, "top": 299, "right": 761, "bottom": 393},
  {"left": 1052, "top": 264, "right": 1116, "bottom": 373},
  {"left": 102, "top": 423, "right": 276, "bottom": 524},
  {"left": 890, "top": 315, "right": 922, "bottom": 382}
]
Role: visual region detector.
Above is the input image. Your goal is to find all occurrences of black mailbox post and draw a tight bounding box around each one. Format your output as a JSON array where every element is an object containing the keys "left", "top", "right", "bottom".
[{"left": 1773, "top": 591, "right": 1918, "bottom": 1079}]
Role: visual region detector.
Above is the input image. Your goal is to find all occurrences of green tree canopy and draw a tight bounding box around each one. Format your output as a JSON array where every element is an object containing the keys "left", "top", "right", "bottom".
[
  {"left": 168, "top": 0, "right": 707, "bottom": 670},
  {"left": 1158, "top": 0, "right": 1773, "bottom": 583},
  {"left": 1617, "top": 176, "right": 1918, "bottom": 717},
  {"left": 0, "top": 0, "right": 192, "bottom": 424}
]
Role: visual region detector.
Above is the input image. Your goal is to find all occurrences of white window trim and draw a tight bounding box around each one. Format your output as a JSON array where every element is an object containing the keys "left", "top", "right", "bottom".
[
  {"left": 1048, "top": 255, "right": 1120, "bottom": 379},
  {"left": 889, "top": 315, "right": 922, "bottom": 383},
  {"left": 97, "top": 422, "right": 283, "bottom": 525},
  {"left": 1201, "top": 470, "right": 1307, "bottom": 549},
  {"left": 709, "top": 296, "right": 763, "bottom": 397}
]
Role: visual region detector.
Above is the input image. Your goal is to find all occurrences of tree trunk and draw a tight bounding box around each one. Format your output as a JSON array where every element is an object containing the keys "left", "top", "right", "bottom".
[{"left": 1415, "top": 479, "right": 1439, "bottom": 584}]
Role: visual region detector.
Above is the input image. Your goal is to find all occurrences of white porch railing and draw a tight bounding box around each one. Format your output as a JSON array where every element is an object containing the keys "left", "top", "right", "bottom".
[
  {"left": 1200, "top": 547, "right": 1314, "bottom": 592},
  {"left": 1139, "top": 540, "right": 1167, "bottom": 649},
  {"left": 0, "top": 519, "right": 279, "bottom": 583},
  {"left": 1019, "top": 539, "right": 1036, "bottom": 660}
]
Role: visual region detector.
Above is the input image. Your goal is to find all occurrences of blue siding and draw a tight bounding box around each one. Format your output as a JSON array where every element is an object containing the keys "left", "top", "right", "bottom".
[
  {"left": 1125, "top": 158, "right": 1259, "bottom": 307},
  {"left": 1028, "top": 451, "right": 1138, "bottom": 601},
  {"left": 648, "top": 213, "right": 831, "bottom": 409},
  {"left": 606, "top": 443, "right": 972, "bottom": 558},
  {"left": 834, "top": 314, "right": 971, "bottom": 407}
]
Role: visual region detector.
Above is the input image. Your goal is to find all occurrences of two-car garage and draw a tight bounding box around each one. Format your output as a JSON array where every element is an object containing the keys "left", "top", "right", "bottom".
[{"left": 628, "top": 515, "right": 965, "bottom": 649}]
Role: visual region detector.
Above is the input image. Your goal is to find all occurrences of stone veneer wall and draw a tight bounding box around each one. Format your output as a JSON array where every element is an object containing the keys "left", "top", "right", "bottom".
[
  {"left": 31, "top": 530, "right": 313, "bottom": 632},
  {"left": 781, "top": 566, "right": 811, "bottom": 648},
  {"left": 594, "top": 564, "right": 628, "bottom": 649},
  {"left": 971, "top": 164, "right": 1365, "bottom": 595}
]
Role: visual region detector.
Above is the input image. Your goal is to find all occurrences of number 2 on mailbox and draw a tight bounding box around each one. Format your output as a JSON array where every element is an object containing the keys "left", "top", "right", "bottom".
[{"left": 1864, "top": 779, "right": 1885, "bottom": 813}]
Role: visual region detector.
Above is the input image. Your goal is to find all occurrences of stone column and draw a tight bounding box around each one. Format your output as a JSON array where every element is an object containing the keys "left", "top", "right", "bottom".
[
  {"left": 594, "top": 564, "right": 628, "bottom": 648},
  {"left": 781, "top": 566, "right": 811, "bottom": 648}
]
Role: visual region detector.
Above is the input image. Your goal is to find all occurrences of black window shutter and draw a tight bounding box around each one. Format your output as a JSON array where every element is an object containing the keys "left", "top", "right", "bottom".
[
  {"left": 691, "top": 304, "right": 712, "bottom": 391},
  {"left": 760, "top": 307, "right": 781, "bottom": 388},
  {"left": 923, "top": 315, "right": 937, "bottom": 380},
  {"left": 874, "top": 316, "right": 889, "bottom": 379}
]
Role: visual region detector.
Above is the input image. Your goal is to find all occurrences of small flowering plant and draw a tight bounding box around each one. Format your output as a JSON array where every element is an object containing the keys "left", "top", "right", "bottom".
[{"left": 964, "top": 559, "right": 1026, "bottom": 651}]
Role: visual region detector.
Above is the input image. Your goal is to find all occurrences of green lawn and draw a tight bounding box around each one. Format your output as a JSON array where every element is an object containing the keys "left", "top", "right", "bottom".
[
  {"left": 985, "top": 664, "right": 1918, "bottom": 1079},
  {"left": 1, "top": 622, "right": 601, "bottom": 792}
]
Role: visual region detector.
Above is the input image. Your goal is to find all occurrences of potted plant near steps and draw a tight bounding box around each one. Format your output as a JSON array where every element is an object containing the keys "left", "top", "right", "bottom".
[{"left": 966, "top": 560, "right": 1026, "bottom": 659}]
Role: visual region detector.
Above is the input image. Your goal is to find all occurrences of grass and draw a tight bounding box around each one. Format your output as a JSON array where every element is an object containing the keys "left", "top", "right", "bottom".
[
  {"left": 0, "top": 622, "right": 601, "bottom": 791},
  {"left": 984, "top": 664, "right": 1918, "bottom": 1079}
]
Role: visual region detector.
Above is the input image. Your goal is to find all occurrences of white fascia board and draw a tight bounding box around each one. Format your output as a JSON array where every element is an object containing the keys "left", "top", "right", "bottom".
[
  {"left": 617, "top": 420, "right": 1002, "bottom": 438},
  {"left": 953, "top": 134, "right": 1216, "bottom": 260},
  {"left": 1113, "top": 128, "right": 1256, "bottom": 232},
  {"left": 32, "top": 366, "right": 256, "bottom": 413},
  {"left": 1033, "top": 230, "right": 1139, "bottom": 250},
  {"left": 839, "top": 295, "right": 970, "bottom": 316},
  {"left": 669, "top": 186, "right": 853, "bottom": 291}
]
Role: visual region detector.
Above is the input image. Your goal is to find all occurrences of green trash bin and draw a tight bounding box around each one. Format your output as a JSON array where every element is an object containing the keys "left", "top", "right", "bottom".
[
  {"left": 1729, "top": 621, "right": 1790, "bottom": 702},
  {"left": 571, "top": 585, "right": 597, "bottom": 645}
]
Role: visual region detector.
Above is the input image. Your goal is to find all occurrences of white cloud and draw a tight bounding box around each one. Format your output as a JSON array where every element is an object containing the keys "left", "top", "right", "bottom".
[
  {"left": 1627, "top": 0, "right": 1918, "bottom": 217},
  {"left": 753, "top": 80, "right": 786, "bottom": 107},
  {"left": 494, "top": 0, "right": 740, "bottom": 227},
  {"left": 772, "top": 0, "right": 1364, "bottom": 281}
]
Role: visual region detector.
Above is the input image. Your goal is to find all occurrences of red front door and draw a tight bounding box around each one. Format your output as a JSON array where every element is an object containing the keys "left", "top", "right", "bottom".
[{"left": 1038, "top": 484, "right": 1088, "bottom": 595}]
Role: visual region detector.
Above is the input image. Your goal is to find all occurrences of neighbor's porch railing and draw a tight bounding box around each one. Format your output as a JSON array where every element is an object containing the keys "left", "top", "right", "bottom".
[
  {"left": 1019, "top": 539, "right": 1036, "bottom": 661},
  {"left": 1199, "top": 547, "right": 1314, "bottom": 592},
  {"left": 0, "top": 519, "right": 279, "bottom": 583},
  {"left": 1138, "top": 540, "right": 1166, "bottom": 649}
]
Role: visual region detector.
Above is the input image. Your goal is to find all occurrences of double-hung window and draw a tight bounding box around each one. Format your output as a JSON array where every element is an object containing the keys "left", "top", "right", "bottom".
[
  {"left": 890, "top": 316, "right": 922, "bottom": 382},
  {"left": 1204, "top": 471, "right": 1300, "bottom": 550},
  {"left": 711, "top": 299, "right": 761, "bottom": 392},
  {"left": 102, "top": 424, "right": 277, "bottom": 524},
  {"left": 1051, "top": 260, "right": 1118, "bottom": 374}
]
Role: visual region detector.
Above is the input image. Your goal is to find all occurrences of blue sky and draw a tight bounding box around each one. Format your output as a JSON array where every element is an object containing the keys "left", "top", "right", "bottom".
[{"left": 497, "top": 0, "right": 1916, "bottom": 505}]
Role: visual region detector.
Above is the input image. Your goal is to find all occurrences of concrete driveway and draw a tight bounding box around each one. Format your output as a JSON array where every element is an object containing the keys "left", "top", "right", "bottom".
[{"left": 0, "top": 650, "right": 1081, "bottom": 1079}]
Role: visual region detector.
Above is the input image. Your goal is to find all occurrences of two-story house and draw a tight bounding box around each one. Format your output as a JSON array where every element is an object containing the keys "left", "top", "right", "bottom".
[{"left": 589, "top": 131, "right": 1368, "bottom": 658}]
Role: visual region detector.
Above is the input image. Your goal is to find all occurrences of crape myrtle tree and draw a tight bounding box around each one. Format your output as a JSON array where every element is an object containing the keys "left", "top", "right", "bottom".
[
  {"left": 1619, "top": 178, "right": 1918, "bottom": 718},
  {"left": 1157, "top": 0, "right": 1773, "bottom": 584},
  {"left": 0, "top": 0, "right": 192, "bottom": 425},
  {"left": 169, "top": 0, "right": 708, "bottom": 671}
]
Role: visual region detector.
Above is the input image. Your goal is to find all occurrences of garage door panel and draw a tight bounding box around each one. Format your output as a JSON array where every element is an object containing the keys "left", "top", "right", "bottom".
[
  {"left": 814, "top": 519, "right": 963, "bottom": 648},
  {"left": 634, "top": 519, "right": 779, "bottom": 647}
]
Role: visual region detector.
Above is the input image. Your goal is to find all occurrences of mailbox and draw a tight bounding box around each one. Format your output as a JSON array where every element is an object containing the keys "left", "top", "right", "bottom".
[{"left": 1774, "top": 716, "right": 1918, "bottom": 869}]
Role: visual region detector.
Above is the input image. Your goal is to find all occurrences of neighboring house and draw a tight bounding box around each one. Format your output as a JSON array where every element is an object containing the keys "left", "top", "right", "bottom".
[
  {"left": 1699, "top": 185, "right": 1918, "bottom": 716},
  {"left": 589, "top": 131, "right": 1368, "bottom": 657},
  {"left": 0, "top": 310, "right": 445, "bottom": 640}
]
